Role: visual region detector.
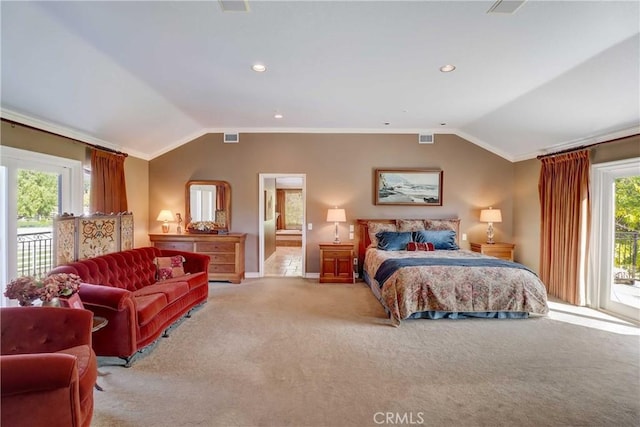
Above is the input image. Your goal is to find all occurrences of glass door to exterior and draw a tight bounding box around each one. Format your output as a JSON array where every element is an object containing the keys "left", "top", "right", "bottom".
[{"left": 592, "top": 158, "right": 640, "bottom": 322}]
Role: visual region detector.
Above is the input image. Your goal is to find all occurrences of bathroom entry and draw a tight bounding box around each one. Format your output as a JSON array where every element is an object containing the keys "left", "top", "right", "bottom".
[{"left": 259, "top": 173, "right": 306, "bottom": 277}]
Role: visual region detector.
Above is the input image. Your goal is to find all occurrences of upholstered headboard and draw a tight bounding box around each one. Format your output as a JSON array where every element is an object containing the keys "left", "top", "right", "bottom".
[{"left": 355, "top": 218, "right": 461, "bottom": 274}]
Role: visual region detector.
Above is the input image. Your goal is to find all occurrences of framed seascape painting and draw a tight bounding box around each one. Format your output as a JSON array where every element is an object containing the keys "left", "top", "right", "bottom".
[{"left": 374, "top": 169, "right": 443, "bottom": 206}]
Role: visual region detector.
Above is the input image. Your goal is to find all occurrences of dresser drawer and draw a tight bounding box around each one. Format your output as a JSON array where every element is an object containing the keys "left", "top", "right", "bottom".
[
  {"left": 154, "top": 242, "right": 193, "bottom": 251},
  {"left": 196, "top": 242, "right": 235, "bottom": 252},
  {"left": 209, "top": 253, "right": 236, "bottom": 264},
  {"left": 209, "top": 264, "right": 236, "bottom": 273}
]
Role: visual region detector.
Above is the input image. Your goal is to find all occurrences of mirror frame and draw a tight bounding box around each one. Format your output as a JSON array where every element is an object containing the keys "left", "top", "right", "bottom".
[{"left": 185, "top": 180, "right": 232, "bottom": 231}]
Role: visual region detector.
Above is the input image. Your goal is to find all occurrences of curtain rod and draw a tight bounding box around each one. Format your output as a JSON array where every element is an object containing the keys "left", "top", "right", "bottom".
[
  {"left": 536, "top": 133, "right": 639, "bottom": 160},
  {"left": 2, "top": 118, "right": 129, "bottom": 157}
]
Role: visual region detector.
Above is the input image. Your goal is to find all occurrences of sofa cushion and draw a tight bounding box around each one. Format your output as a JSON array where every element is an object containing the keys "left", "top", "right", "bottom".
[
  {"left": 133, "top": 282, "right": 190, "bottom": 303},
  {"left": 134, "top": 293, "right": 167, "bottom": 326},
  {"left": 159, "top": 271, "right": 208, "bottom": 291}
]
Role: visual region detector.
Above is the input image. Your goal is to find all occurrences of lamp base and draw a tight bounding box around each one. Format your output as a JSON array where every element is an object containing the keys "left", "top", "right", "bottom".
[
  {"left": 333, "top": 222, "right": 340, "bottom": 244},
  {"left": 162, "top": 223, "right": 170, "bottom": 233},
  {"left": 486, "top": 222, "right": 495, "bottom": 244}
]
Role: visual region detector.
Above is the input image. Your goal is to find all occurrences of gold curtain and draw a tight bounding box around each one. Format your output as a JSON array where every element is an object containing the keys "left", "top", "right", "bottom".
[
  {"left": 538, "top": 150, "right": 591, "bottom": 305},
  {"left": 90, "top": 149, "right": 128, "bottom": 213},
  {"left": 276, "top": 189, "right": 286, "bottom": 230}
]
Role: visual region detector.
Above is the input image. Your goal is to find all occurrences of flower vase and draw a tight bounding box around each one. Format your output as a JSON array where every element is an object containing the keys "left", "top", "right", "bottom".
[{"left": 42, "top": 297, "right": 62, "bottom": 307}]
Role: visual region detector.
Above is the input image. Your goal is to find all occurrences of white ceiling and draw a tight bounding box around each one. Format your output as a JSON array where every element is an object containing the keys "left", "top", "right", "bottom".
[{"left": 1, "top": 1, "right": 638, "bottom": 161}]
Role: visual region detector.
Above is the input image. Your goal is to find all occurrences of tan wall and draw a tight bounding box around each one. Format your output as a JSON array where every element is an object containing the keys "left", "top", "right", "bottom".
[
  {"left": 0, "top": 121, "right": 150, "bottom": 246},
  {"left": 149, "top": 133, "right": 516, "bottom": 274},
  {"left": 513, "top": 159, "right": 541, "bottom": 271},
  {"left": 513, "top": 134, "right": 640, "bottom": 273}
]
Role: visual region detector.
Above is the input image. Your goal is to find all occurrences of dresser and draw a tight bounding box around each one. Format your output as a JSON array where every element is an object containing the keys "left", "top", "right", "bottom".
[
  {"left": 149, "top": 233, "right": 246, "bottom": 283},
  {"left": 470, "top": 242, "right": 515, "bottom": 261},
  {"left": 319, "top": 242, "right": 355, "bottom": 284}
]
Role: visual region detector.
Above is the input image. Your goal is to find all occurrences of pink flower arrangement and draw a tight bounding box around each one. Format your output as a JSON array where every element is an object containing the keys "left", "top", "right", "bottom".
[{"left": 4, "top": 273, "right": 82, "bottom": 306}]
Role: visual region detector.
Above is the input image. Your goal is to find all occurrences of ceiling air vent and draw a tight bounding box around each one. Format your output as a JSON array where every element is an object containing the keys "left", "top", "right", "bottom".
[
  {"left": 224, "top": 133, "right": 239, "bottom": 143},
  {"left": 219, "top": 0, "right": 250, "bottom": 13},
  {"left": 418, "top": 134, "right": 434, "bottom": 144},
  {"left": 487, "top": 0, "right": 527, "bottom": 14}
]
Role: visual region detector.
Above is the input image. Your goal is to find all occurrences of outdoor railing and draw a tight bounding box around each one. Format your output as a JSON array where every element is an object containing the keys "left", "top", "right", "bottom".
[
  {"left": 17, "top": 231, "right": 53, "bottom": 279},
  {"left": 614, "top": 231, "right": 639, "bottom": 282}
]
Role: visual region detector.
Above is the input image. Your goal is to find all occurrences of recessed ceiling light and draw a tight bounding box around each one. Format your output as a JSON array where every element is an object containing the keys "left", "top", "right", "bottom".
[
  {"left": 439, "top": 64, "right": 456, "bottom": 73},
  {"left": 274, "top": 113, "right": 283, "bottom": 119},
  {"left": 252, "top": 64, "right": 266, "bottom": 73}
]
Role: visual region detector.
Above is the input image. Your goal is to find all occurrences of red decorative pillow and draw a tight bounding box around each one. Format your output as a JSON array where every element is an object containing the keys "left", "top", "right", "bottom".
[
  {"left": 406, "top": 242, "right": 435, "bottom": 251},
  {"left": 154, "top": 256, "right": 186, "bottom": 280}
]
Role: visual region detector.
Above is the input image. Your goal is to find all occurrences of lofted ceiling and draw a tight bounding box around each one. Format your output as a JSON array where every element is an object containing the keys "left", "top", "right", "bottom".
[{"left": 1, "top": 0, "right": 638, "bottom": 161}]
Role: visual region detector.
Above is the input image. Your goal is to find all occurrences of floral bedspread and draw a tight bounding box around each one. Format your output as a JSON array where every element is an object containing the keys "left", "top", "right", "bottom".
[{"left": 364, "top": 249, "right": 549, "bottom": 323}]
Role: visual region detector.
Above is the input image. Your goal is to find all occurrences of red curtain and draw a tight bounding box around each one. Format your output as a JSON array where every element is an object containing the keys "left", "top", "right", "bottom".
[
  {"left": 538, "top": 150, "right": 590, "bottom": 305},
  {"left": 90, "top": 149, "right": 128, "bottom": 213}
]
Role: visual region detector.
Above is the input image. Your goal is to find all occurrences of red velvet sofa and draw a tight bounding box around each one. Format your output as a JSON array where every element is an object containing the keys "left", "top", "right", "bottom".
[
  {"left": 1, "top": 306, "right": 97, "bottom": 427},
  {"left": 49, "top": 247, "right": 210, "bottom": 366}
]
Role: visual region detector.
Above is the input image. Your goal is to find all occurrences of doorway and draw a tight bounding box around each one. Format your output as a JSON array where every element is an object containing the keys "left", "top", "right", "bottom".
[
  {"left": 591, "top": 158, "right": 640, "bottom": 321},
  {"left": 258, "top": 174, "right": 306, "bottom": 277}
]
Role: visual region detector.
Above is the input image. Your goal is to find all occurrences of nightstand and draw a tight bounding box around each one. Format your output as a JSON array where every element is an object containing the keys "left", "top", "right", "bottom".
[
  {"left": 470, "top": 242, "right": 515, "bottom": 261},
  {"left": 319, "top": 242, "right": 355, "bottom": 283}
]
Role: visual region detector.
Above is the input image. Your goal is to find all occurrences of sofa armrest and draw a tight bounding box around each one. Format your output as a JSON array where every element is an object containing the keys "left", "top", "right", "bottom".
[
  {"left": 1, "top": 353, "right": 82, "bottom": 427},
  {"left": 1, "top": 353, "right": 78, "bottom": 395},
  {"left": 78, "top": 283, "right": 132, "bottom": 311},
  {"left": 76, "top": 283, "right": 138, "bottom": 358},
  {"left": 159, "top": 249, "right": 210, "bottom": 274}
]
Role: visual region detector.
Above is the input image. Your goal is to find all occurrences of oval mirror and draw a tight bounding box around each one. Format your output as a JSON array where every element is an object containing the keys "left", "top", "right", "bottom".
[{"left": 185, "top": 180, "right": 231, "bottom": 231}]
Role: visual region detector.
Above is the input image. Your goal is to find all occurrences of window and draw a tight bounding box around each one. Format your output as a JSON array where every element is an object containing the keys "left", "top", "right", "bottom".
[{"left": 284, "top": 190, "right": 303, "bottom": 230}]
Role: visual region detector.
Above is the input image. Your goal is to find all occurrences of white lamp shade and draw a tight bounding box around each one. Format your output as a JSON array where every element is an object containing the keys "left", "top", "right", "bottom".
[
  {"left": 480, "top": 208, "right": 502, "bottom": 223},
  {"left": 156, "top": 210, "right": 175, "bottom": 222},
  {"left": 326, "top": 208, "right": 346, "bottom": 222}
]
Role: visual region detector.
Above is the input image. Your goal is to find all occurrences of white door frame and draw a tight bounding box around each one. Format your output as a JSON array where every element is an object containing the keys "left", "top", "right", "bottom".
[
  {"left": 590, "top": 157, "right": 640, "bottom": 321},
  {"left": 258, "top": 173, "right": 306, "bottom": 277}
]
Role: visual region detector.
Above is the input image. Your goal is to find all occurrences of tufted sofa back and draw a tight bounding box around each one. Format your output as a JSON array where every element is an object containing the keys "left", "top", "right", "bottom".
[{"left": 50, "top": 247, "right": 162, "bottom": 291}]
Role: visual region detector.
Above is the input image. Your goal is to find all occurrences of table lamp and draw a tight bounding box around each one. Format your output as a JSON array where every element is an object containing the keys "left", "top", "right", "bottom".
[
  {"left": 480, "top": 207, "right": 502, "bottom": 244},
  {"left": 157, "top": 210, "right": 175, "bottom": 233},
  {"left": 326, "top": 207, "right": 346, "bottom": 244}
]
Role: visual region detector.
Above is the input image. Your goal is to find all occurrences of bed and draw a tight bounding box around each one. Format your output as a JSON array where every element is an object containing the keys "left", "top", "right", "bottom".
[{"left": 356, "top": 219, "right": 549, "bottom": 326}]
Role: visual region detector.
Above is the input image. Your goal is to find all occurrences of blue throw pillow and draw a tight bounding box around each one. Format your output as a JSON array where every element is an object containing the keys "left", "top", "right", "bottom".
[
  {"left": 414, "top": 230, "right": 459, "bottom": 250},
  {"left": 376, "top": 231, "right": 413, "bottom": 251}
]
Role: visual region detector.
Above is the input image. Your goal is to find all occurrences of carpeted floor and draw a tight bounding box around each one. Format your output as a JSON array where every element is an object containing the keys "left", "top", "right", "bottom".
[{"left": 92, "top": 277, "right": 640, "bottom": 427}]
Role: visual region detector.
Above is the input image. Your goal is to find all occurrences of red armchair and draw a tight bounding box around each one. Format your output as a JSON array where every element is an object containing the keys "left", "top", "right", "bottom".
[{"left": 1, "top": 306, "right": 97, "bottom": 427}]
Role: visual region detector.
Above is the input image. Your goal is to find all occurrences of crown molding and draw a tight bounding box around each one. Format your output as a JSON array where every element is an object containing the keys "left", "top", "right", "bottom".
[
  {"left": 513, "top": 125, "right": 640, "bottom": 162},
  {"left": 0, "top": 108, "right": 150, "bottom": 160}
]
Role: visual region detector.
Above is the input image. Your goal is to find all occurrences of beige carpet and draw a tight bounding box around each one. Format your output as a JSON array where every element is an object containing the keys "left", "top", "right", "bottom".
[{"left": 92, "top": 278, "right": 640, "bottom": 427}]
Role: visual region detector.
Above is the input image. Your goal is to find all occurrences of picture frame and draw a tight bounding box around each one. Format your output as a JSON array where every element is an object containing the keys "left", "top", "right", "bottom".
[
  {"left": 374, "top": 169, "right": 443, "bottom": 206},
  {"left": 264, "top": 190, "right": 274, "bottom": 221}
]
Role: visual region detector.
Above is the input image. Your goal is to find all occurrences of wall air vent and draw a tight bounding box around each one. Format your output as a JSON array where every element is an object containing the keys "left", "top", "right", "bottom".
[
  {"left": 224, "top": 133, "right": 239, "bottom": 143},
  {"left": 418, "top": 134, "right": 434, "bottom": 144}
]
